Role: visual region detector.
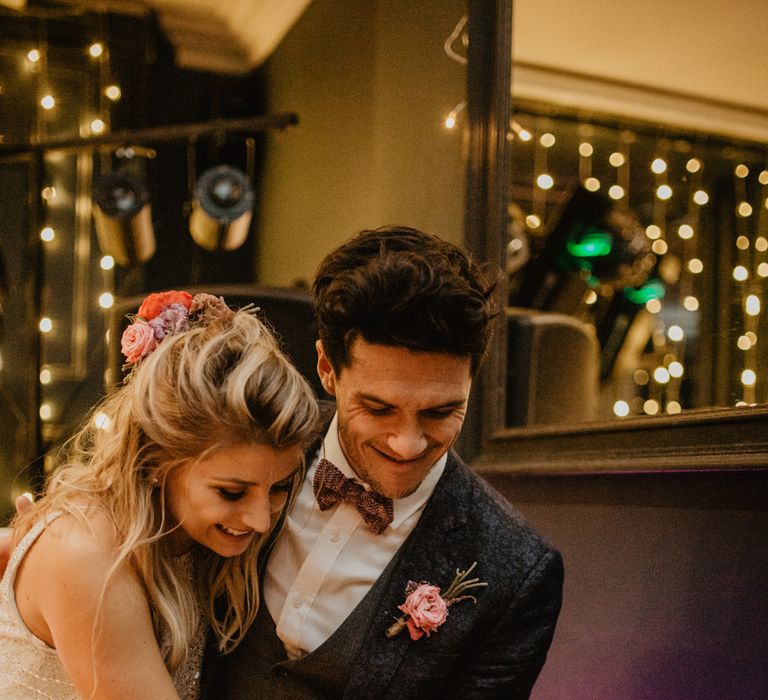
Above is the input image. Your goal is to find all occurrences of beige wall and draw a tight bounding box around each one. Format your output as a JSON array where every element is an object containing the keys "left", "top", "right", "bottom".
[
  {"left": 255, "top": 0, "right": 467, "bottom": 287},
  {"left": 513, "top": 0, "right": 768, "bottom": 111}
]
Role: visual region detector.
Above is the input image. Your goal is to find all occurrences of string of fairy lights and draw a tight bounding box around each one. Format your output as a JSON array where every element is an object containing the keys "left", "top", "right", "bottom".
[
  {"left": 438, "top": 15, "right": 766, "bottom": 419},
  {"left": 13, "top": 26, "right": 121, "bottom": 435},
  {"left": 514, "top": 122, "right": 767, "bottom": 418}
]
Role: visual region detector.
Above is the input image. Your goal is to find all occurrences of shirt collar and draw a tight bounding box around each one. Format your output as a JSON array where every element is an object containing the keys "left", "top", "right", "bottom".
[{"left": 314, "top": 412, "right": 447, "bottom": 530}]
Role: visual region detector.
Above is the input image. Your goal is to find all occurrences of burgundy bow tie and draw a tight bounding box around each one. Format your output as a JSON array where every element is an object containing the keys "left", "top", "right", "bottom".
[{"left": 313, "top": 458, "right": 394, "bottom": 535}]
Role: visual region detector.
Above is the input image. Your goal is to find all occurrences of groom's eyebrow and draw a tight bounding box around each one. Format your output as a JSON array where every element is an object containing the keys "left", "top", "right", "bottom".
[{"left": 357, "top": 391, "right": 467, "bottom": 410}]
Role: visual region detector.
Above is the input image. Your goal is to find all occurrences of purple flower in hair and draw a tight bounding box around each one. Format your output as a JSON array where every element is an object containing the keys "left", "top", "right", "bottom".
[{"left": 148, "top": 303, "right": 190, "bottom": 340}]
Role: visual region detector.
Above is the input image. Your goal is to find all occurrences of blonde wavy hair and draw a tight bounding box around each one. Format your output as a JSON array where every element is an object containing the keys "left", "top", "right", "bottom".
[{"left": 12, "top": 307, "right": 319, "bottom": 668}]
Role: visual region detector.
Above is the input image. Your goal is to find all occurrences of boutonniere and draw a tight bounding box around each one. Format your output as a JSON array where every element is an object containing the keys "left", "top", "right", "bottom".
[{"left": 386, "top": 562, "right": 488, "bottom": 641}]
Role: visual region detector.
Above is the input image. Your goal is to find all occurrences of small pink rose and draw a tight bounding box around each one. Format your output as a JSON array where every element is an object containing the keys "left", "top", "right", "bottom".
[
  {"left": 121, "top": 318, "right": 157, "bottom": 364},
  {"left": 398, "top": 584, "right": 448, "bottom": 640}
]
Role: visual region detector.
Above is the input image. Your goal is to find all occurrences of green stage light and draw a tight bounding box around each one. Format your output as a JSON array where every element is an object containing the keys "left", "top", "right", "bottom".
[
  {"left": 566, "top": 227, "right": 613, "bottom": 257},
  {"left": 623, "top": 279, "right": 665, "bottom": 305}
]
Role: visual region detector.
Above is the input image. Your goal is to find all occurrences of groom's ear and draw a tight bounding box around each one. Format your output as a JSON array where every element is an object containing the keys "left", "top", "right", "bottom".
[{"left": 316, "top": 341, "right": 337, "bottom": 397}]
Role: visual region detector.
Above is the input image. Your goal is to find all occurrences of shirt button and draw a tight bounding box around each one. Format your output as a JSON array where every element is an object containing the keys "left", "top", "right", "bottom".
[
  {"left": 292, "top": 595, "right": 303, "bottom": 609},
  {"left": 330, "top": 530, "right": 340, "bottom": 543}
]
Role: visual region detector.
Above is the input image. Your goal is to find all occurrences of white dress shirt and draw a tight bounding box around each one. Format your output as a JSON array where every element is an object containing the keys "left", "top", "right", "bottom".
[{"left": 263, "top": 413, "right": 446, "bottom": 659}]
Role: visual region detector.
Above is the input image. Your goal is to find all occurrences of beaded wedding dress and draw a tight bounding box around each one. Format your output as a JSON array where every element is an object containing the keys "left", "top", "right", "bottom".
[{"left": 0, "top": 514, "right": 205, "bottom": 699}]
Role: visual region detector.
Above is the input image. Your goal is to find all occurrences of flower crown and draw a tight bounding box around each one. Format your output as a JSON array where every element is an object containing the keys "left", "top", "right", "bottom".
[{"left": 120, "top": 290, "right": 233, "bottom": 370}]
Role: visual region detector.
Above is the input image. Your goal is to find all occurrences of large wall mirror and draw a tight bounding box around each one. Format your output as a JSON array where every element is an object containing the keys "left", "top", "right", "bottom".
[{"left": 470, "top": 0, "right": 768, "bottom": 472}]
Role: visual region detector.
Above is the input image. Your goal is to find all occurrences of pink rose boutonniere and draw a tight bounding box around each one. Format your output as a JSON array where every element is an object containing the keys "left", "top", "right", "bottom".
[{"left": 386, "top": 562, "right": 488, "bottom": 641}]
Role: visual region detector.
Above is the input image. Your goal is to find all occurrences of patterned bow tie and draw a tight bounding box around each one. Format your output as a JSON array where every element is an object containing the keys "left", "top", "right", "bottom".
[{"left": 313, "top": 458, "right": 394, "bottom": 535}]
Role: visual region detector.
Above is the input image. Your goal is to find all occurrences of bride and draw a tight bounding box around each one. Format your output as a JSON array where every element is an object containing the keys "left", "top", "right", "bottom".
[{"left": 0, "top": 291, "right": 318, "bottom": 698}]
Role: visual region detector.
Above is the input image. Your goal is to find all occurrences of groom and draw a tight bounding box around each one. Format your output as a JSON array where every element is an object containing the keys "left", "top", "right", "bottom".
[{"left": 202, "top": 226, "right": 564, "bottom": 698}]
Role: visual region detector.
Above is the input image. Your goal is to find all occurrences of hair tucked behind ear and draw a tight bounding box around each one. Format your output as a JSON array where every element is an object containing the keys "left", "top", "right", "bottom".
[{"left": 13, "top": 307, "right": 319, "bottom": 667}]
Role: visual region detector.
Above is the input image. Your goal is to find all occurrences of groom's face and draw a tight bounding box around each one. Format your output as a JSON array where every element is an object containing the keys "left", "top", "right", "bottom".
[{"left": 316, "top": 337, "right": 472, "bottom": 499}]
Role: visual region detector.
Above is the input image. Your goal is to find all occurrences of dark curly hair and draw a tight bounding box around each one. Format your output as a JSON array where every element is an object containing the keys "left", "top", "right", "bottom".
[{"left": 312, "top": 226, "right": 499, "bottom": 375}]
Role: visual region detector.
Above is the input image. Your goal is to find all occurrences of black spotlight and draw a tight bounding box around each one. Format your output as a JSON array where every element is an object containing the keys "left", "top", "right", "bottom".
[
  {"left": 189, "top": 165, "right": 254, "bottom": 252},
  {"left": 92, "top": 172, "right": 155, "bottom": 267}
]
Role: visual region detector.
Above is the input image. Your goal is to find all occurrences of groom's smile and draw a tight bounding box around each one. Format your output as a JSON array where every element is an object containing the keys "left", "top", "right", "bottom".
[{"left": 316, "top": 337, "right": 472, "bottom": 500}]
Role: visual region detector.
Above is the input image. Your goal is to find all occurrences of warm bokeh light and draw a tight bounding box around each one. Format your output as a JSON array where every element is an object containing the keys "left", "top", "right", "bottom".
[
  {"left": 667, "top": 325, "right": 684, "bottom": 342},
  {"left": 686, "top": 158, "right": 701, "bottom": 173},
  {"left": 525, "top": 214, "right": 541, "bottom": 229},
  {"left": 90, "top": 118, "right": 105, "bottom": 134},
  {"left": 613, "top": 401, "right": 630, "bottom": 417},
  {"left": 756, "top": 237, "right": 768, "bottom": 252},
  {"left": 39, "top": 368, "right": 52, "bottom": 385},
  {"left": 579, "top": 142, "right": 593, "bottom": 157},
  {"left": 651, "top": 158, "right": 667, "bottom": 174},
  {"left": 733, "top": 265, "right": 749, "bottom": 282},
  {"left": 683, "top": 296, "right": 699, "bottom": 311},
  {"left": 609, "top": 152, "right": 625, "bottom": 167},
  {"left": 651, "top": 239, "right": 668, "bottom": 255},
  {"left": 27, "top": 49, "right": 41, "bottom": 63},
  {"left": 688, "top": 258, "right": 704, "bottom": 274},
  {"left": 40, "top": 226, "right": 55, "bottom": 242},
  {"left": 734, "top": 164, "right": 749, "bottom": 178},
  {"left": 654, "top": 367, "right": 671, "bottom": 384},
  {"left": 737, "top": 335, "right": 752, "bottom": 351},
  {"left": 758, "top": 263, "right": 768, "bottom": 278},
  {"left": 745, "top": 295, "right": 761, "bottom": 316},
  {"left": 737, "top": 202, "right": 753, "bottom": 217},
  {"left": 100, "top": 255, "right": 115, "bottom": 270},
  {"left": 643, "top": 399, "right": 660, "bottom": 415},
  {"left": 540, "top": 133, "right": 555, "bottom": 148},
  {"left": 39, "top": 317, "right": 53, "bottom": 333},
  {"left": 94, "top": 411, "right": 111, "bottom": 430},
  {"left": 666, "top": 401, "right": 682, "bottom": 415},
  {"left": 89, "top": 42, "right": 104, "bottom": 58},
  {"left": 39, "top": 403, "right": 53, "bottom": 421},
  {"left": 608, "top": 185, "right": 624, "bottom": 200},
  {"left": 677, "top": 224, "right": 694, "bottom": 240},
  {"left": 584, "top": 290, "right": 598, "bottom": 305},
  {"left": 99, "top": 292, "right": 114, "bottom": 309},
  {"left": 645, "top": 224, "right": 662, "bottom": 240},
  {"left": 759, "top": 170, "right": 768, "bottom": 185},
  {"left": 40, "top": 94, "right": 55, "bottom": 110},
  {"left": 104, "top": 84, "right": 122, "bottom": 101},
  {"left": 584, "top": 177, "right": 600, "bottom": 192},
  {"left": 646, "top": 298, "right": 662, "bottom": 313},
  {"left": 736, "top": 235, "right": 750, "bottom": 250},
  {"left": 741, "top": 369, "right": 756, "bottom": 387},
  {"left": 536, "top": 174, "right": 554, "bottom": 190},
  {"left": 693, "top": 190, "right": 709, "bottom": 205},
  {"left": 668, "top": 361, "right": 684, "bottom": 378},
  {"left": 656, "top": 184, "right": 673, "bottom": 200}
]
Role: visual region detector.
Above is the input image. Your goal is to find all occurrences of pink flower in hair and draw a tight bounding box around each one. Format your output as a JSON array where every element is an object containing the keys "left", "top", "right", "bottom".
[{"left": 121, "top": 318, "right": 157, "bottom": 364}]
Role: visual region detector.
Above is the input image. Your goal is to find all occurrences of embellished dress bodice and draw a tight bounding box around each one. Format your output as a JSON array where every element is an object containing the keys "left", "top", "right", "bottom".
[{"left": 0, "top": 514, "right": 205, "bottom": 699}]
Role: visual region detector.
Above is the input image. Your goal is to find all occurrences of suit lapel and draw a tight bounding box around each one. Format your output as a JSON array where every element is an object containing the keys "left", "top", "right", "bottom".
[{"left": 345, "top": 452, "right": 475, "bottom": 697}]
